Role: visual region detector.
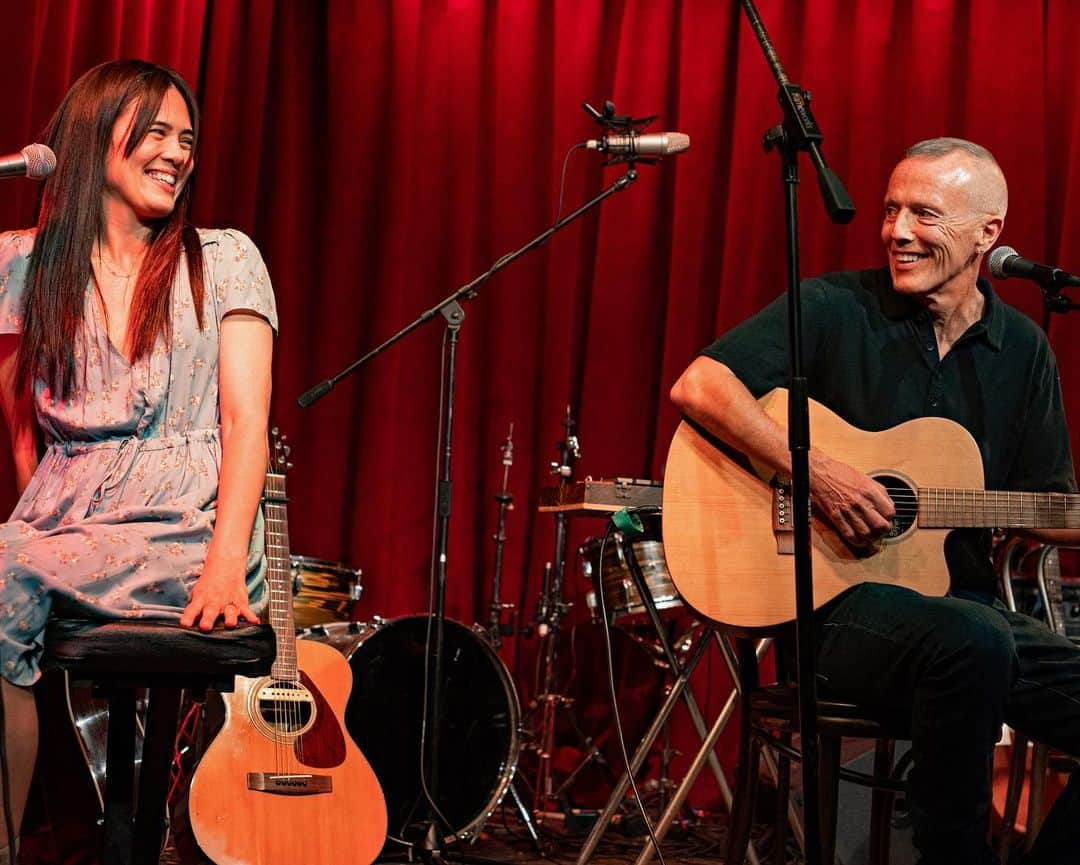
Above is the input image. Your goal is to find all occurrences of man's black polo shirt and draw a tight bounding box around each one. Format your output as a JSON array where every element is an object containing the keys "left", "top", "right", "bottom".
[{"left": 701, "top": 267, "right": 1076, "bottom": 591}]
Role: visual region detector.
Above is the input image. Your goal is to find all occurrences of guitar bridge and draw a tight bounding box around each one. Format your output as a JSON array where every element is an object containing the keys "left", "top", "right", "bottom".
[
  {"left": 772, "top": 475, "right": 794, "bottom": 555},
  {"left": 247, "top": 772, "right": 333, "bottom": 795}
]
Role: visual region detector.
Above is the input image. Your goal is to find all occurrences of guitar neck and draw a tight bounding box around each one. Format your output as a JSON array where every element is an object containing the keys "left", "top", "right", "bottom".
[
  {"left": 919, "top": 488, "right": 1080, "bottom": 529},
  {"left": 263, "top": 470, "right": 298, "bottom": 682}
]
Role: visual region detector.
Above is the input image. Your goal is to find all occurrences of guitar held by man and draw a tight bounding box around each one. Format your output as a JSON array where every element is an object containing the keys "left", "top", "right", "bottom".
[{"left": 668, "top": 138, "right": 1080, "bottom": 865}]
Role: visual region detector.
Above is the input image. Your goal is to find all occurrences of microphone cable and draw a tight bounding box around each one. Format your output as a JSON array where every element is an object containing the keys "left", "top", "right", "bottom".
[{"left": 594, "top": 506, "right": 669, "bottom": 865}]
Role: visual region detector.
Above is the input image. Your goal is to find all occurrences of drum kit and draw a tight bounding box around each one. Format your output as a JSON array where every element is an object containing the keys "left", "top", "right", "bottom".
[{"left": 286, "top": 410, "right": 742, "bottom": 857}]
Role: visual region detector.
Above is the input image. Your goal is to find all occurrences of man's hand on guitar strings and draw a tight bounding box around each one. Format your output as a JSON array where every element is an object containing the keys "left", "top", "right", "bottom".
[{"left": 809, "top": 451, "right": 896, "bottom": 549}]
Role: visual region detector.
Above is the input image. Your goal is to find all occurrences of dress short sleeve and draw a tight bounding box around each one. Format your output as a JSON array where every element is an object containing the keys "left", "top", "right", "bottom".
[
  {"left": 202, "top": 228, "right": 279, "bottom": 334},
  {"left": 0, "top": 230, "right": 34, "bottom": 335}
]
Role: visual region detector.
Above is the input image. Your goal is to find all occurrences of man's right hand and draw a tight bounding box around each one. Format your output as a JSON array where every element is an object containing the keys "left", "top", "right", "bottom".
[{"left": 808, "top": 450, "right": 896, "bottom": 548}]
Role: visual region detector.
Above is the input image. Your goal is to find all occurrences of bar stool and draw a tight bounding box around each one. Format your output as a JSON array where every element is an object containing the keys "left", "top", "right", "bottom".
[
  {"left": 725, "top": 638, "right": 912, "bottom": 865},
  {"left": 997, "top": 540, "right": 1080, "bottom": 862},
  {"left": 40, "top": 618, "right": 275, "bottom": 865}
]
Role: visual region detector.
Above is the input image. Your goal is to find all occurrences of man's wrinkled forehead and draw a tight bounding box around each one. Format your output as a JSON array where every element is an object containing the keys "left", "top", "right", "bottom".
[{"left": 890, "top": 152, "right": 1007, "bottom": 216}]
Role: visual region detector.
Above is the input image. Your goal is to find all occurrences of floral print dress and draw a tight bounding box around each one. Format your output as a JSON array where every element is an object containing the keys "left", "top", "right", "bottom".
[{"left": 0, "top": 228, "right": 277, "bottom": 685}]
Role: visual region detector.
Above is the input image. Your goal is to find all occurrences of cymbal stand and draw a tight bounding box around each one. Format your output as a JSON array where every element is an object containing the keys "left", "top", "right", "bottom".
[
  {"left": 530, "top": 408, "right": 584, "bottom": 816},
  {"left": 574, "top": 521, "right": 762, "bottom": 865},
  {"left": 485, "top": 423, "right": 517, "bottom": 650},
  {"left": 478, "top": 424, "right": 545, "bottom": 852}
]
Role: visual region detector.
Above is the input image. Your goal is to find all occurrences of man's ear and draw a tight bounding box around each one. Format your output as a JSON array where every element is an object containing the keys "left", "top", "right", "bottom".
[{"left": 975, "top": 215, "right": 1004, "bottom": 255}]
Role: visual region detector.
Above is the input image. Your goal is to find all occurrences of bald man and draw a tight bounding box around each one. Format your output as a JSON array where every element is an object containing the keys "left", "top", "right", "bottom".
[{"left": 673, "top": 139, "right": 1080, "bottom": 865}]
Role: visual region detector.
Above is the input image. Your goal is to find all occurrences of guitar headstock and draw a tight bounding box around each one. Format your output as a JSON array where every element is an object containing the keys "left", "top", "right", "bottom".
[{"left": 270, "top": 426, "right": 293, "bottom": 477}]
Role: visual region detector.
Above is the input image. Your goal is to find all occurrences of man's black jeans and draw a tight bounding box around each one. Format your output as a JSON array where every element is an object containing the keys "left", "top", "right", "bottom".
[{"left": 817, "top": 583, "right": 1080, "bottom": 865}]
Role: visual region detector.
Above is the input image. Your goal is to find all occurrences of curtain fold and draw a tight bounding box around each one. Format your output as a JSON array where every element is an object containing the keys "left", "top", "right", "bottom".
[{"left": 2, "top": 0, "right": 1079, "bottom": 802}]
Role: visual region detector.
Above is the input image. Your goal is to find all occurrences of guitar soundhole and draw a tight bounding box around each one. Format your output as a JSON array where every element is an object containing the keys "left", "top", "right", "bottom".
[
  {"left": 253, "top": 680, "right": 316, "bottom": 737},
  {"left": 873, "top": 473, "right": 917, "bottom": 539}
]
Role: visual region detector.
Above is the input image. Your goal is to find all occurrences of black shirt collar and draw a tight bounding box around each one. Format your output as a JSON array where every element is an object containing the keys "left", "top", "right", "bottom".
[{"left": 875, "top": 267, "right": 1004, "bottom": 351}]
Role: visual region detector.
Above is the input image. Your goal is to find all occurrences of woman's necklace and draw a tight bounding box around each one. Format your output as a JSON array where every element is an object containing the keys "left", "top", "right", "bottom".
[{"left": 94, "top": 245, "right": 143, "bottom": 304}]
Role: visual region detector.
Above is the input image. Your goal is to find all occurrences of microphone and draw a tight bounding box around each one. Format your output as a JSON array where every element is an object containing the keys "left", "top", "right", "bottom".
[
  {"left": 0, "top": 144, "right": 56, "bottom": 180},
  {"left": 585, "top": 132, "right": 690, "bottom": 157},
  {"left": 988, "top": 246, "right": 1080, "bottom": 289}
]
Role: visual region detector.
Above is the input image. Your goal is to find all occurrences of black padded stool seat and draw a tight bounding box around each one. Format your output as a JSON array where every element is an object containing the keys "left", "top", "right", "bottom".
[
  {"left": 41, "top": 619, "right": 275, "bottom": 865},
  {"left": 751, "top": 685, "right": 913, "bottom": 740}
]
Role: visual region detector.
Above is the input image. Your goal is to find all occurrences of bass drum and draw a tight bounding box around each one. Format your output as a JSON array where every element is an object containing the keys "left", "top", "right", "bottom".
[{"left": 301, "top": 617, "right": 520, "bottom": 845}]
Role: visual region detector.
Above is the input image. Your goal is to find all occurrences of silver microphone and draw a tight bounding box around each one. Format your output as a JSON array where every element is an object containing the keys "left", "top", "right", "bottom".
[
  {"left": 0, "top": 144, "right": 57, "bottom": 180},
  {"left": 989, "top": 245, "right": 1080, "bottom": 288},
  {"left": 585, "top": 132, "right": 690, "bottom": 157}
]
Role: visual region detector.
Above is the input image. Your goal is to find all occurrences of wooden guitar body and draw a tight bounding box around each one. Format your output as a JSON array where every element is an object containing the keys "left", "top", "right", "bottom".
[
  {"left": 189, "top": 638, "right": 387, "bottom": 865},
  {"left": 662, "top": 388, "right": 983, "bottom": 628}
]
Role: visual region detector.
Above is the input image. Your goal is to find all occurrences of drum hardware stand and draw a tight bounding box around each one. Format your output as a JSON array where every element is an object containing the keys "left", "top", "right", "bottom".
[
  {"left": 474, "top": 423, "right": 546, "bottom": 853},
  {"left": 628, "top": 635, "right": 807, "bottom": 865},
  {"left": 485, "top": 423, "right": 517, "bottom": 650},
  {"left": 531, "top": 408, "right": 596, "bottom": 817},
  {"left": 298, "top": 148, "right": 640, "bottom": 859},
  {"left": 574, "top": 520, "right": 761, "bottom": 865}
]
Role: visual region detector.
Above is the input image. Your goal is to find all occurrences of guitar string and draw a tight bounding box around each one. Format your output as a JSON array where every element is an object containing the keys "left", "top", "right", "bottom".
[{"left": 267, "top": 501, "right": 294, "bottom": 777}]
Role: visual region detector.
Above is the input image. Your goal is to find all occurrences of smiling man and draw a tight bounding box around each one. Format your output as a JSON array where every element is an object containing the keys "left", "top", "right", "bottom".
[{"left": 671, "top": 138, "right": 1080, "bottom": 865}]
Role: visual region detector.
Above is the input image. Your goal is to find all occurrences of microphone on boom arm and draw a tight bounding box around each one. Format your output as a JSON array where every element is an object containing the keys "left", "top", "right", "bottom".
[
  {"left": 585, "top": 132, "right": 690, "bottom": 158},
  {"left": 582, "top": 100, "right": 690, "bottom": 164},
  {"left": 988, "top": 246, "right": 1080, "bottom": 290}
]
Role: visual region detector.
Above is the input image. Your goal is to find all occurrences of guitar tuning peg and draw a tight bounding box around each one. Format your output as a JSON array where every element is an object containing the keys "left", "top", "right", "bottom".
[
  {"left": 283, "top": 445, "right": 291, "bottom": 458},
  {"left": 286, "top": 461, "right": 293, "bottom": 471}
]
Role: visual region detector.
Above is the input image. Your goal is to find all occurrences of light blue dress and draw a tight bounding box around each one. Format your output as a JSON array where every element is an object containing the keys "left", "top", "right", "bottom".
[{"left": 0, "top": 228, "right": 277, "bottom": 685}]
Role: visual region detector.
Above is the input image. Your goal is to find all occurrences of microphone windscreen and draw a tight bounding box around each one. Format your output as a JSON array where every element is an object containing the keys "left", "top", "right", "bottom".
[
  {"left": 664, "top": 133, "right": 690, "bottom": 154},
  {"left": 21, "top": 144, "right": 56, "bottom": 179},
  {"left": 987, "top": 245, "right": 1018, "bottom": 279}
]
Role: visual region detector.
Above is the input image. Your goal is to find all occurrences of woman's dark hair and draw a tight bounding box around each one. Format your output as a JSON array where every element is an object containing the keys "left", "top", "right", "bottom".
[{"left": 17, "top": 59, "right": 206, "bottom": 396}]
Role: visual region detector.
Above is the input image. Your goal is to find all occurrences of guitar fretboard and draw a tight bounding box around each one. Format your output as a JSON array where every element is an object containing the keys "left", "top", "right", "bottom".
[
  {"left": 264, "top": 470, "right": 298, "bottom": 682},
  {"left": 918, "top": 488, "right": 1080, "bottom": 529}
]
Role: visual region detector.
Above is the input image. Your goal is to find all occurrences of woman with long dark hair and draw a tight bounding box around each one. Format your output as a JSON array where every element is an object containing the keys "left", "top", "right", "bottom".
[{"left": 0, "top": 59, "right": 275, "bottom": 859}]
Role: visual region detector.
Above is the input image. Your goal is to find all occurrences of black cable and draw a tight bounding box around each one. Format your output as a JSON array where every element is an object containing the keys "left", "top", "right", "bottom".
[
  {"left": 595, "top": 513, "right": 669, "bottom": 865},
  {"left": 553, "top": 142, "right": 588, "bottom": 227}
]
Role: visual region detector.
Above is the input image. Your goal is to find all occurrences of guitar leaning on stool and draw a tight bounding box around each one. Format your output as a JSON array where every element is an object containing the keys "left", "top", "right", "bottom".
[{"left": 188, "top": 431, "right": 387, "bottom": 864}]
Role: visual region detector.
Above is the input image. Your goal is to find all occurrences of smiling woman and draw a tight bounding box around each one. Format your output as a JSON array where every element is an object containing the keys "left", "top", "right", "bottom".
[{"left": 0, "top": 59, "right": 276, "bottom": 860}]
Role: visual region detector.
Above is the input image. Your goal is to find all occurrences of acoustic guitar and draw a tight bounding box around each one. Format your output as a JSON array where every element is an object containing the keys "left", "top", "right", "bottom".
[
  {"left": 662, "top": 388, "right": 1079, "bottom": 629},
  {"left": 188, "top": 430, "right": 387, "bottom": 864}
]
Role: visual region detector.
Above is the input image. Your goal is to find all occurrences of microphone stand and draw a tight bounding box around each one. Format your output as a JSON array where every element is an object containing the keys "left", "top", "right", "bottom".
[
  {"left": 1040, "top": 286, "right": 1079, "bottom": 331},
  {"left": 738, "top": 3, "right": 856, "bottom": 863},
  {"left": 297, "top": 164, "right": 639, "bottom": 854}
]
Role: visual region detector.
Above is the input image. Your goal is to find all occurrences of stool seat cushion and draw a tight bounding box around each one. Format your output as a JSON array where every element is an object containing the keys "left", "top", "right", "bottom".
[
  {"left": 751, "top": 685, "right": 913, "bottom": 739},
  {"left": 41, "top": 619, "right": 275, "bottom": 680}
]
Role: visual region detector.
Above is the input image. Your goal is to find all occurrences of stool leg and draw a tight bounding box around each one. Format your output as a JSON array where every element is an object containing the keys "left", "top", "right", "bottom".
[
  {"left": 869, "top": 738, "right": 896, "bottom": 865},
  {"left": 726, "top": 724, "right": 763, "bottom": 865},
  {"left": 999, "top": 735, "right": 1029, "bottom": 863},
  {"left": 133, "top": 688, "right": 182, "bottom": 865},
  {"left": 771, "top": 734, "right": 791, "bottom": 865},
  {"left": 104, "top": 689, "right": 137, "bottom": 865},
  {"left": 1025, "top": 743, "right": 1050, "bottom": 853},
  {"left": 817, "top": 735, "right": 841, "bottom": 865}
]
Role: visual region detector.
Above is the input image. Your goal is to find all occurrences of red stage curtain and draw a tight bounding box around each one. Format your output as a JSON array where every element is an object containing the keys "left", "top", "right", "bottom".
[{"left": 2, "top": 0, "right": 1079, "bottom": 805}]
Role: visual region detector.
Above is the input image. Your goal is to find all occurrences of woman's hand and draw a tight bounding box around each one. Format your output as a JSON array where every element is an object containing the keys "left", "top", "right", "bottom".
[{"left": 180, "top": 554, "right": 259, "bottom": 631}]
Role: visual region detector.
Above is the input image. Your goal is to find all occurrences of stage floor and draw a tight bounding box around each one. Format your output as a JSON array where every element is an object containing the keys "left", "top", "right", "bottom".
[{"left": 157, "top": 808, "right": 800, "bottom": 865}]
